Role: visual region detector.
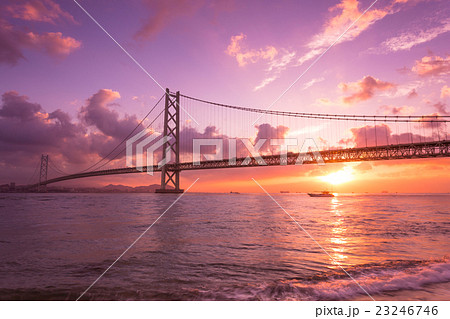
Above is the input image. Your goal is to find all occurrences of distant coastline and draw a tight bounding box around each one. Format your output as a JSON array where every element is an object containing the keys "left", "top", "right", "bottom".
[{"left": 0, "top": 184, "right": 172, "bottom": 193}]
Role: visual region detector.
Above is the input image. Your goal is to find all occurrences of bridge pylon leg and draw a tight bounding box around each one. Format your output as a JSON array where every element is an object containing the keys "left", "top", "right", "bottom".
[
  {"left": 38, "top": 154, "right": 48, "bottom": 193},
  {"left": 156, "top": 89, "right": 184, "bottom": 193}
]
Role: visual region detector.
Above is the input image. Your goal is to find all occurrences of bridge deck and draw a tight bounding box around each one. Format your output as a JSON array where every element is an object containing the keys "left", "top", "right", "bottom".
[{"left": 30, "top": 140, "right": 450, "bottom": 187}]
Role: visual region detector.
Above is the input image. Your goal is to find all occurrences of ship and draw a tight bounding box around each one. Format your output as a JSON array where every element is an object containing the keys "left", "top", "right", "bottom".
[{"left": 307, "top": 191, "right": 334, "bottom": 197}]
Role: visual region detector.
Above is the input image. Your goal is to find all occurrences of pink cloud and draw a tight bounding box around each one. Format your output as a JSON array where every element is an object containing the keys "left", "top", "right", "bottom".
[
  {"left": 339, "top": 75, "right": 396, "bottom": 104},
  {"left": 226, "top": 33, "right": 278, "bottom": 67},
  {"left": 440, "top": 85, "right": 450, "bottom": 99},
  {"left": 378, "top": 105, "right": 415, "bottom": 115},
  {"left": 226, "top": 33, "right": 296, "bottom": 91},
  {"left": 298, "top": 0, "right": 398, "bottom": 65},
  {"left": 0, "top": 19, "right": 81, "bottom": 64},
  {"left": 376, "top": 18, "right": 450, "bottom": 53},
  {"left": 27, "top": 31, "right": 81, "bottom": 58},
  {"left": 5, "top": 0, "right": 77, "bottom": 24},
  {"left": 411, "top": 53, "right": 450, "bottom": 77}
]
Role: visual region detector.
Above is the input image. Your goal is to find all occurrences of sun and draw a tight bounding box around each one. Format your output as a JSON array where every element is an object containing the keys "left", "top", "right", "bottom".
[{"left": 319, "top": 166, "right": 355, "bottom": 185}]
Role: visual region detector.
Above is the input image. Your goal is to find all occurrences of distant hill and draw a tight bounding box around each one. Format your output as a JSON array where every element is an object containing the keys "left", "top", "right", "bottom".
[
  {"left": 100, "top": 184, "right": 174, "bottom": 193},
  {"left": 38, "top": 184, "right": 175, "bottom": 193}
]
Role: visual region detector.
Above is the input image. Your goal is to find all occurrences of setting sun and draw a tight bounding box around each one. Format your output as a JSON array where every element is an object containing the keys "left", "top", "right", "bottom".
[{"left": 319, "top": 166, "right": 355, "bottom": 185}]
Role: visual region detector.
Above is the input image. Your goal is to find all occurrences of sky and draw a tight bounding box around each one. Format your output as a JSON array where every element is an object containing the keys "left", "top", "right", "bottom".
[{"left": 0, "top": 0, "right": 449, "bottom": 192}]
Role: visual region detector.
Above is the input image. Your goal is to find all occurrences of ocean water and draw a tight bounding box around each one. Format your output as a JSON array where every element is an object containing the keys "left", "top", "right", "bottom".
[{"left": 0, "top": 193, "right": 449, "bottom": 301}]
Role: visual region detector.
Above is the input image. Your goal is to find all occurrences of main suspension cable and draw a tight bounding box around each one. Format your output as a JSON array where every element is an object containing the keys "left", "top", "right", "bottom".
[
  {"left": 77, "top": 94, "right": 165, "bottom": 174},
  {"left": 180, "top": 94, "right": 450, "bottom": 122}
]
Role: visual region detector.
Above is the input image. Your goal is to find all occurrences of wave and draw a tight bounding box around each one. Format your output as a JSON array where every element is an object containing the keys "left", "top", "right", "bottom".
[
  {"left": 1, "top": 258, "right": 449, "bottom": 300},
  {"left": 245, "top": 258, "right": 450, "bottom": 300}
]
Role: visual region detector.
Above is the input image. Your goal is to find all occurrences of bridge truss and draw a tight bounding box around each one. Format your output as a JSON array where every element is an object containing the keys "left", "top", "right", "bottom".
[
  {"left": 29, "top": 140, "right": 450, "bottom": 188},
  {"left": 25, "top": 89, "right": 450, "bottom": 191}
]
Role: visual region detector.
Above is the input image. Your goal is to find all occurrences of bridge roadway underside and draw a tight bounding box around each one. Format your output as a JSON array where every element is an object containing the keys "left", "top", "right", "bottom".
[{"left": 35, "top": 140, "right": 450, "bottom": 187}]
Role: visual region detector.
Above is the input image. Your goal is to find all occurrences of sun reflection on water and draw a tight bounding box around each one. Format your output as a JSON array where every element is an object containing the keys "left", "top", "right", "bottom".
[{"left": 328, "top": 197, "right": 350, "bottom": 266}]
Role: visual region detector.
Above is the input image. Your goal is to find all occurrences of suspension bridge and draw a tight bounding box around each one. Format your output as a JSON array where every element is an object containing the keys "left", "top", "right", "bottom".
[{"left": 26, "top": 89, "right": 450, "bottom": 192}]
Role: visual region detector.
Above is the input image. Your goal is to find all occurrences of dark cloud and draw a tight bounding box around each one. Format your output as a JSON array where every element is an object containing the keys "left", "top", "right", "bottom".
[
  {"left": 254, "top": 123, "right": 289, "bottom": 154},
  {"left": 177, "top": 123, "right": 290, "bottom": 161},
  {"left": 0, "top": 90, "right": 151, "bottom": 183},
  {"left": 416, "top": 113, "right": 447, "bottom": 131},
  {"left": 134, "top": 0, "right": 203, "bottom": 40},
  {"left": 339, "top": 123, "right": 437, "bottom": 148},
  {"left": 433, "top": 102, "right": 449, "bottom": 115},
  {"left": 0, "top": 19, "right": 28, "bottom": 64},
  {"left": 80, "top": 89, "right": 143, "bottom": 139},
  {"left": 0, "top": 91, "right": 41, "bottom": 120},
  {"left": 134, "top": 0, "right": 234, "bottom": 40},
  {"left": 407, "top": 89, "right": 418, "bottom": 99}
]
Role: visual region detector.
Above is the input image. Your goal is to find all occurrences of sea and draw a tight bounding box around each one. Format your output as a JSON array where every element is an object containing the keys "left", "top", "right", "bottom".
[{"left": 0, "top": 193, "right": 449, "bottom": 301}]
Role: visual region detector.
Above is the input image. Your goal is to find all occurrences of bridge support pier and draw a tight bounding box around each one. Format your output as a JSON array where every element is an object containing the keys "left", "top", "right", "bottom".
[{"left": 156, "top": 89, "right": 184, "bottom": 193}]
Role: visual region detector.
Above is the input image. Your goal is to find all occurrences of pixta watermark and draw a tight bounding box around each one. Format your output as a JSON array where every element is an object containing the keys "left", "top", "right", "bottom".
[{"left": 126, "top": 131, "right": 324, "bottom": 175}]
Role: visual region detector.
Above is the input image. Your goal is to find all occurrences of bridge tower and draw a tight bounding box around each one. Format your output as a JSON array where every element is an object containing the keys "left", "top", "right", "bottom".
[
  {"left": 156, "top": 89, "right": 184, "bottom": 193},
  {"left": 38, "top": 154, "right": 48, "bottom": 192}
]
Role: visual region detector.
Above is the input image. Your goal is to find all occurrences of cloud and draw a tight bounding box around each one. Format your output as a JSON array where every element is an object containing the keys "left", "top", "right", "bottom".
[
  {"left": 315, "top": 97, "right": 335, "bottom": 107},
  {"left": 254, "top": 50, "right": 296, "bottom": 91},
  {"left": 253, "top": 76, "right": 277, "bottom": 92},
  {"left": 267, "top": 50, "right": 296, "bottom": 73},
  {"left": 302, "top": 77, "right": 325, "bottom": 90},
  {"left": 354, "top": 162, "right": 372, "bottom": 172},
  {"left": 432, "top": 102, "right": 449, "bottom": 116},
  {"left": 0, "top": 19, "right": 81, "bottom": 65},
  {"left": 407, "top": 89, "right": 418, "bottom": 99},
  {"left": 0, "top": 91, "right": 83, "bottom": 165},
  {"left": 416, "top": 112, "right": 447, "bottom": 131},
  {"left": 441, "top": 85, "right": 450, "bottom": 99},
  {"left": 411, "top": 53, "right": 450, "bottom": 77},
  {"left": 297, "top": 0, "right": 397, "bottom": 65},
  {"left": 226, "top": 33, "right": 278, "bottom": 67},
  {"left": 79, "top": 89, "right": 143, "bottom": 139},
  {"left": 254, "top": 123, "right": 289, "bottom": 154},
  {"left": 378, "top": 105, "right": 415, "bottom": 115},
  {"left": 376, "top": 18, "right": 450, "bottom": 53},
  {"left": 5, "top": 0, "right": 76, "bottom": 24},
  {"left": 339, "top": 75, "right": 396, "bottom": 104},
  {"left": 0, "top": 91, "right": 42, "bottom": 120},
  {"left": 0, "top": 89, "right": 154, "bottom": 179},
  {"left": 339, "top": 123, "right": 435, "bottom": 148},
  {"left": 134, "top": 0, "right": 203, "bottom": 40},
  {"left": 225, "top": 33, "right": 295, "bottom": 91},
  {"left": 27, "top": 32, "right": 81, "bottom": 57},
  {"left": 177, "top": 123, "right": 292, "bottom": 161}
]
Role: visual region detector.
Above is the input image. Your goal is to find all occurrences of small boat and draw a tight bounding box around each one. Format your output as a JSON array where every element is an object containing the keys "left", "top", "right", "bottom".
[
  {"left": 280, "top": 190, "right": 290, "bottom": 193},
  {"left": 307, "top": 191, "right": 334, "bottom": 197},
  {"left": 230, "top": 191, "right": 240, "bottom": 194}
]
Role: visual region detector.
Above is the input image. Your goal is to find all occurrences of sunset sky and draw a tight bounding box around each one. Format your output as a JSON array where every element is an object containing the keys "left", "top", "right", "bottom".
[{"left": 0, "top": 0, "right": 449, "bottom": 192}]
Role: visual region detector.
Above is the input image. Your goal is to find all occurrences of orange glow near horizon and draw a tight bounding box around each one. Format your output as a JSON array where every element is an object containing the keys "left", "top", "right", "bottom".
[{"left": 319, "top": 166, "right": 355, "bottom": 185}]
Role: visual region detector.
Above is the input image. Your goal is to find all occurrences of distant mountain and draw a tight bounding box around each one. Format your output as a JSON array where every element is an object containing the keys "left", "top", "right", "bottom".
[
  {"left": 100, "top": 184, "right": 173, "bottom": 193},
  {"left": 102, "top": 184, "right": 134, "bottom": 192},
  {"left": 35, "top": 184, "right": 175, "bottom": 193}
]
